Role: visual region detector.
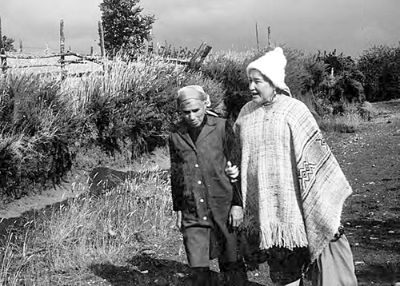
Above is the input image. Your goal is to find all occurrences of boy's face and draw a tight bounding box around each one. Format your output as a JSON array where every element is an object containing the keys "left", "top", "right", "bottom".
[{"left": 179, "top": 99, "right": 206, "bottom": 128}]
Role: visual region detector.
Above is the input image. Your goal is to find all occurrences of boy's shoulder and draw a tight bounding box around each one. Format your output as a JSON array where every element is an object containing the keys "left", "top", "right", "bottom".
[{"left": 206, "top": 113, "right": 226, "bottom": 127}]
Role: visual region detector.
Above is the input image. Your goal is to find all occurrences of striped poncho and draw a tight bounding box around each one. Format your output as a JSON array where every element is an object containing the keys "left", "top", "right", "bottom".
[{"left": 234, "top": 94, "right": 352, "bottom": 261}]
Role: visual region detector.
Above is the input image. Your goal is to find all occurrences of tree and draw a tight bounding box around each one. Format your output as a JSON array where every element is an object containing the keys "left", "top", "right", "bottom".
[
  {"left": 1, "top": 35, "right": 16, "bottom": 52},
  {"left": 99, "top": 0, "right": 154, "bottom": 58}
]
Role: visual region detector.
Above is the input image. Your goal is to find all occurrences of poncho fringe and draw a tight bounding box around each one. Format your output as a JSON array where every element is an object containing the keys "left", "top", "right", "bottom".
[{"left": 259, "top": 222, "right": 309, "bottom": 250}]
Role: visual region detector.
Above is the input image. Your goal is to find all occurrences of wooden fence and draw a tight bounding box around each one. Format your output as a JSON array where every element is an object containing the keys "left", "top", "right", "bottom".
[{"left": 0, "top": 17, "right": 212, "bottom": 77}]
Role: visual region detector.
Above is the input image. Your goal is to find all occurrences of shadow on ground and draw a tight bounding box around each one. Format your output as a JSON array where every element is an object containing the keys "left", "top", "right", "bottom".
[
  {"left": 88, "top": 166, "right": 170, "bottom": 195},
  {"left": 90, "top": 254, "right": 264, "bottom": 286},
  {"left": 344, "top": 218, "right": 400, "bottom": 285},
  {"left": 356, "top": 262, "right": 400, "bottom": 285},
  {"left": 0, "top": 167, "right": 169, "bottom": 242}
]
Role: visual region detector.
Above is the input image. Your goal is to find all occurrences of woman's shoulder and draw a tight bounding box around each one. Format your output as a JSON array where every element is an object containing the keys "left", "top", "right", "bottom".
[
  {"left": 238, "top": 101, "right": 258, "bottom": 117},
  {"left": 279, "top": 95, "right": 310, "bottom": 114}
]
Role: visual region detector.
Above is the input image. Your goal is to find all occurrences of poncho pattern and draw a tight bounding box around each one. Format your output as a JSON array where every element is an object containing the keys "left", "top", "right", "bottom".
[{"left": 234, "top": 94, "right": 352, "bottom": 261}]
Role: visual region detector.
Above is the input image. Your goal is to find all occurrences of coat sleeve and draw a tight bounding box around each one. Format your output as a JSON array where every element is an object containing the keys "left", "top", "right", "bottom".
[
  {"left": 224, "top": 119, "right": 243, "bottom": 207},
  {"left": 169, "top": 135, "right": 184, "bottom": 211}
]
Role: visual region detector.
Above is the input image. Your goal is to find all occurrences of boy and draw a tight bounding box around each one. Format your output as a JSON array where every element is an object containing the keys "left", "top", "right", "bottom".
[{"left": 169, "top": 85, "right": 247, "bottom": 286}]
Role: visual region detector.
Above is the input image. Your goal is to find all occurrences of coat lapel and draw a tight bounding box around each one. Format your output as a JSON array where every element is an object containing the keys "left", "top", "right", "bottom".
[
  {"left": 196, "top": 116, "right": 217, "bottom": 145},
  {"left": 177, "top": 124, "right": 196, "bottom": 150}
]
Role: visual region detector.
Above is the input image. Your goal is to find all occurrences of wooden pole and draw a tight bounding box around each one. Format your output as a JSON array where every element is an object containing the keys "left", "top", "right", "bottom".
[
  {"left": 267, "top": 26, "right": 271, "bottom": 49},
  {"left": 19, "top": 39, "right": 23, "bottom": 53},
  {"left": 0, "top": 17, "right": 6, "bottom": 74},
  {"left": 0, "top": 48, "right": 6, "bottom": 74},
  {"left": 98, "top": 21, "right": 105, "bottom": 58},
  {"left": 60, "top": 19, "right": 66, "bottom": 79},
  {"left": 0, "top": 16, "right": 3, "bottom": 49},
  {"left": 186, "top": 42, "right": 205, "bottom": 71},
  {"left": 90, "top": 46, "right": 94, "bottom": 56},
  {"left": 255, "top": 22, "right": 260, "bottom": 51},
  {"left": 197, "top": 45, "right": 212, "bottom": 67},
  {"left": 186, "top": 43, "right": 211, "bottom": 71}
]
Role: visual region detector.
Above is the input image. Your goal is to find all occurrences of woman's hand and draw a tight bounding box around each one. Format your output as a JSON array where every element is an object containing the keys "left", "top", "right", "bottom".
[
  {"left": 225, "top": 161, "right": 239, "bottom": 182},
  {"left": 229, "top": 205, "right": 243, "bottom": 228}
]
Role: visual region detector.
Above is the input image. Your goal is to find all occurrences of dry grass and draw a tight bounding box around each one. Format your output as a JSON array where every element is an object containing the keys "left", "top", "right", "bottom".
[
  {"left": 319, "top": 103, "right": 367, "bottom": 133},
  {"left": 0, "top": 170, "right": 174, "bottom": 285},
  {"left": 58, "top": 54, "right": 183, "bottom": 115}
]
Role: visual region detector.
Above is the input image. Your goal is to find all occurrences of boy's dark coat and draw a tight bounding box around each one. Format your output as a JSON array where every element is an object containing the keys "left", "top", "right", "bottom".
[{"left": 169, "top": 115, "right": 242, "bottom": 263}]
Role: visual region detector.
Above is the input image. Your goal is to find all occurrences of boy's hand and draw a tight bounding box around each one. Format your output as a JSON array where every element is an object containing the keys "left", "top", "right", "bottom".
[
  {"left": 225, "top": 161, "right": 239, "bottom": 181},
  {"left": 229, "top": 205, "right": 243, "bottom": 228},
  {"left": 175, "top": 211, "right": 182, "bottom": 231}
]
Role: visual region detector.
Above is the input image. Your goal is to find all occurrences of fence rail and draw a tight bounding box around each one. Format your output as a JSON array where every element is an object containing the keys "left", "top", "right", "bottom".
[{"left": 0, "top": 17, "right": 212, "bottom": 77}]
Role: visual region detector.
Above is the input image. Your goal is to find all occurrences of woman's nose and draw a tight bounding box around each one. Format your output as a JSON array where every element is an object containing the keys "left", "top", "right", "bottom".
[{"left": 249, "top": 82, "right": 255, "bottom": 90}]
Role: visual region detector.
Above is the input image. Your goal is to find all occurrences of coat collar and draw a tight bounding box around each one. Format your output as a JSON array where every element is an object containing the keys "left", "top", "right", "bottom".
[{"left": 177, "top": 115, "right": 218, "bottom": 150}]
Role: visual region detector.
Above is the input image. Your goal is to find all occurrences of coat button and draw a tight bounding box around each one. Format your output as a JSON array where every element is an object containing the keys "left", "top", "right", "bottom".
[
  {"left": 199, "top": 198, "right": 204, "bottom": 203},
  {"left": 203, "top": 216, "right": 207, "bottom": 220},
  {"left": 195, "top": 164, "right": 199, "bottom": 167},
  {"left": 197, "top": 180, "right": 202, "bottom": 185}
]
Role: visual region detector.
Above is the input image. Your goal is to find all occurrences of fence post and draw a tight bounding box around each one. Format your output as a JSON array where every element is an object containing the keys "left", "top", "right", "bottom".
[
  {"left": 0, "top": 17, "right": 7, "bottom": 74},
  {"left": 98, "top": 21, "right": 106, "bottom": 72},
  {"left": 186, "top": 42, "right": 204, "bottom": 71},
  {"left": 0, "top": 16, "right": 3, "bottom": 49},
  {"left": 197, "top": 45, "right": 212, "bottom": 67},
  {"left": 60, "top": 19, "right": 66, "bottom": 79},
  {"left": 255, "top": 22, "right": 260, "bottom": 51},
  {"left": 0, "top": 48, "right": 6, "bottom": 74},
  {"left": 98, "top": 21, "right": 105, "bottom": 58},
  {"left": 267, "top": 26, "right": 271, "bottom": 49},
  {"left": 186, "top": 43, "right": 211, "bottom": 71}
]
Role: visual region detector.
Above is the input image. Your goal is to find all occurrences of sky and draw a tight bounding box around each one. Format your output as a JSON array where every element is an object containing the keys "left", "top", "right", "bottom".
[{"left": 0, "top": 0, "right": 399, "bottom": 58}]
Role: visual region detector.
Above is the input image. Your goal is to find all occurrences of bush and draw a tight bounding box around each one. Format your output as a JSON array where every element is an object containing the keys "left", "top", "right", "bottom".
[
  {"left": 202, "top": 47, "right": 317, "bottom": 120},
  {"left": 0, "top": 72, "right": 80, "bottom": 200},
  {"left": 202, "top": 51, "right": 252, "bottom": 119},
  {"left": 358, "top": 44, "right": 400, "bottom": 102},
  {"left": 70, "top": 55, "right": 225, "bottom": 158}
]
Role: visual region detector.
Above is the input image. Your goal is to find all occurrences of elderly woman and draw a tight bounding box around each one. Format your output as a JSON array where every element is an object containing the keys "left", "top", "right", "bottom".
[
  {"left": 232, "top": 48, "right": 358, "bottom": 286},
  {"left": 169, "top": 85, "right": 247, "bottom": 286}
]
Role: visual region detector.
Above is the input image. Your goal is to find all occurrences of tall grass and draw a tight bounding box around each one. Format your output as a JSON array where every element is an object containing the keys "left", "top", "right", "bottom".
[
  {"left": 318, "top": 103, "right": 365, "bottom": 133},
  {"left": 0, "top": 171, "right": 174, "bottom": 285}
]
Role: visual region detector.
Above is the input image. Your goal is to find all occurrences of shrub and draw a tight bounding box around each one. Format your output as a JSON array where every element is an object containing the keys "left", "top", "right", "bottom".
[
  {"left": 357, "top": 101, "right": 376, "bottom": 121},
  {"left": 202, "top": 47, "right": 317, "bottom": 120},
  {"left": 0, "top": 72, "right": 80, "bottom": 200},
  {"left": 319, "top": 113, "right": 361, "bottom": 133},
  {"left": 69, "top": 54, "right": 225, "bottom": 158},
  {"left": 358, "top": 44, "right": 400, "bottom": 102}
]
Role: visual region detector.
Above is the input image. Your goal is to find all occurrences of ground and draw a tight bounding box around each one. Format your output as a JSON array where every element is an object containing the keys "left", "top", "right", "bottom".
[
  {"left": 0, "top": 100, "right": 399, "bottom": 285},
  {"left": 327, "top": 100, "right": 400, "bottom": 285}
]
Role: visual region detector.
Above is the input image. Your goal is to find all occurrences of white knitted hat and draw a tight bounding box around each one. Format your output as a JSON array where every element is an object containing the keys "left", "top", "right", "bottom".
[{"left": 246, "top": 47, "right": 291, "bottom": 96}]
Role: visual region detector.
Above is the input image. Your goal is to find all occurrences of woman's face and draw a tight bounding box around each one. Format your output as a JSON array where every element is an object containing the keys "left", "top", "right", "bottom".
[{"left": 248, "top": 69, "right": 275, "bottom": 105}]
